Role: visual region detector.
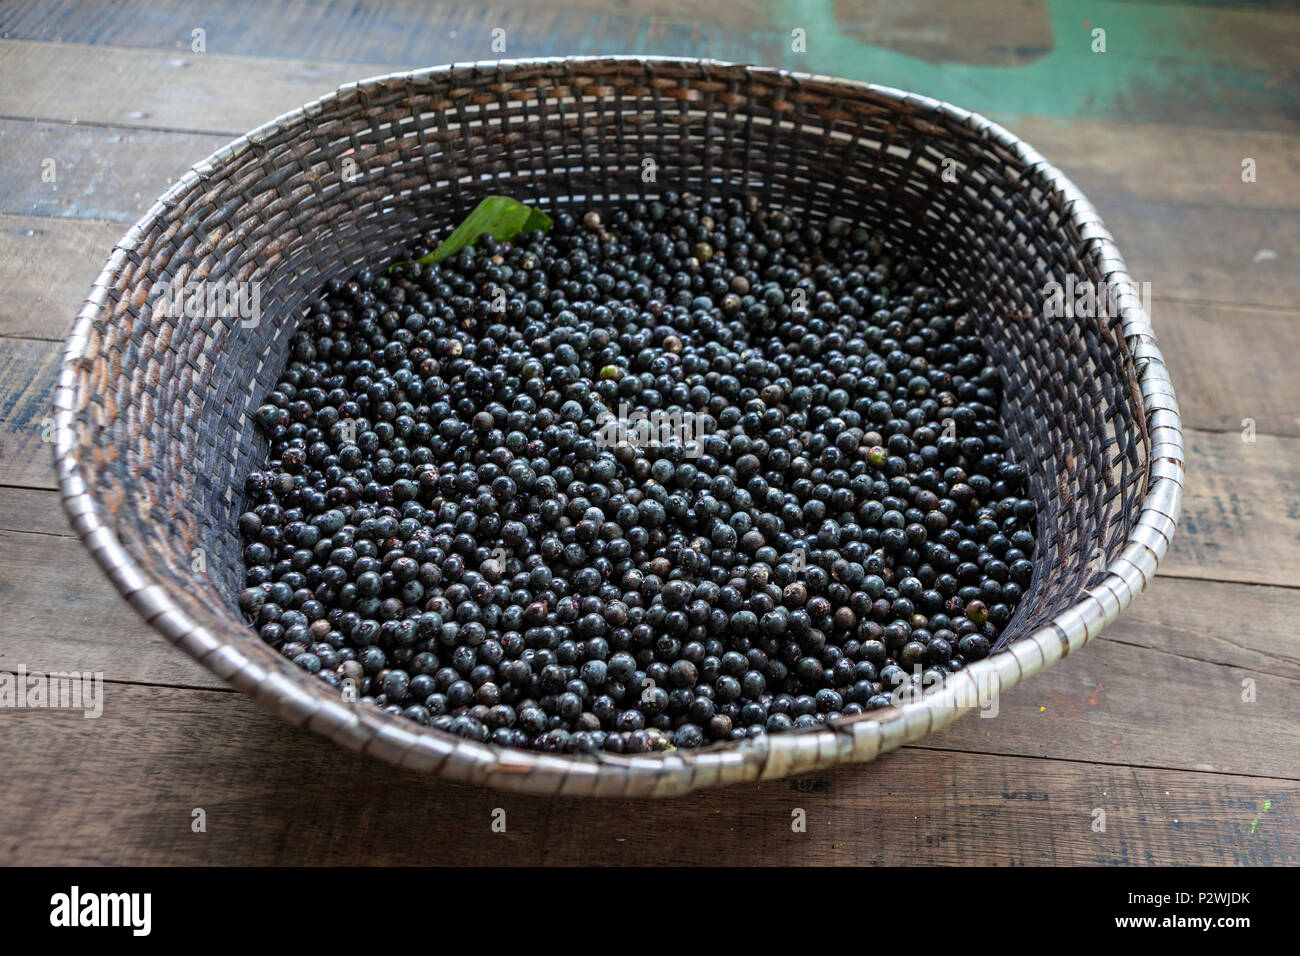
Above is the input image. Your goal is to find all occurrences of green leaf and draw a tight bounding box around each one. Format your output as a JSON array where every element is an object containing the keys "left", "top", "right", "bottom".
[{"left": 401, "top": 196, "right": 552, "bottom": 270}]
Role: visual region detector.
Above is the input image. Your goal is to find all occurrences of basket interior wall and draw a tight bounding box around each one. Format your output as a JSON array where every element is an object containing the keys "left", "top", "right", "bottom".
[{"left": 76, "top": 63, "right": 1148, "bottom": 680}]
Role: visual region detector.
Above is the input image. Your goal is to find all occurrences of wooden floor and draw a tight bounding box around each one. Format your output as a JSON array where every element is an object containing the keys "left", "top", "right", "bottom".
[{"left": 1, "top": 0, "right": 1297, "bottom": 865}]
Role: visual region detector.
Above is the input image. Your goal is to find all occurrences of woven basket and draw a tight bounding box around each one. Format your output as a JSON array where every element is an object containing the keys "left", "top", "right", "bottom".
[{"left": 55, "top": 57, "right": 1183, "bottom": 797}]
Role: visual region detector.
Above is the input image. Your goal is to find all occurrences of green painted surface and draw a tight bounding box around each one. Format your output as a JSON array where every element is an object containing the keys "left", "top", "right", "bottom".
[
  {"left": 762, "top": 0, "right": 1237, "bottom": 111},
  {"left": 1, "top": 0, "right": 1292, "bottom": 129},
  {"left": 561, "top": 0, "right": 1296, "bottom": 129}
]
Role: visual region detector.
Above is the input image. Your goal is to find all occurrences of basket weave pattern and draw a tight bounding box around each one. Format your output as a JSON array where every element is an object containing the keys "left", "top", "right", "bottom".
[{"left": 55, "top": 58, "right": 1183, "bottom": 796}]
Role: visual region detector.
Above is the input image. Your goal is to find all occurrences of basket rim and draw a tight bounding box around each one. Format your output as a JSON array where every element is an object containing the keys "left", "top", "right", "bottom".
[{"left": 53, "top": 56, "right": 1184, "bottom": 797}]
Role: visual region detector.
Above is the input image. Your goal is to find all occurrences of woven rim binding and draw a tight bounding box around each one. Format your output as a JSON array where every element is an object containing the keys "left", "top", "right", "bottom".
[{"left": 54, "top": 57, "right": 1184, "bottom": 797}]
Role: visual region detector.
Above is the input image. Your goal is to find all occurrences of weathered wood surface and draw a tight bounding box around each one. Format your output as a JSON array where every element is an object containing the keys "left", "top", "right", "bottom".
[
  {"left": 0, "top": 2, "right": 1296, "bottom": 866},
  {"left": 1, "top": 117, "right": 1295, "bottom": 310},
  {"left": 1, "top": 681, "right": 1293, "bottom": 866},
  {"left": 3, "top": 40, "right": 1296, "bottom": 211},
  {"left": 0, "top": 335, "right": 60, "bottom": 489},
  {"left": 2, "top": 0, "right": 1296, "bottom": 129}
]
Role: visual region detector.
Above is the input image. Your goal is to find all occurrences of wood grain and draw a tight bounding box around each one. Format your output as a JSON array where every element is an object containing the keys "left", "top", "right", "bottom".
[
  {"left": 1107, "top": 202, "right": 1300, "bottom": 310},
  {"left": 1162, "top": 429, "right": 1300, "bottom": 589},
  {"left": 0, "top": 119, "right": 225, "bottom": 221},
  {"left": 0, "top": 213, "right": 125, "bottom": 341},
  {"left": 1106, "top": 576, "right": 1300, "bottom": 684},
  {"left": 930, "top": 624, "right": 1299, "bottom": 778},
  {"left": 8, "top": 484, "right": 1297, "bottom": 677},
  {"left": 1152, "top": 301, "right": 1300, "bottom": 438},
  {"left": 1004, "top": 115, "right": 1300, "bottom": 212},
  {"left": 0, "top": 41, "right": 399, "bottom": 138},
  {"left": 0, "top": 485, "right": 76, "bottom": 535},
  {"left": 0, "top": 335, "right": 58, "bottom": 489},
  {"left": 0, "top": 680, "right": 1292, "bottom": 865},
  {"left": 0, "top": 527, "right": 222, "bottom": 690},
  {"left": 1, "top": 116, "right": 1295, "bottom": 311}
]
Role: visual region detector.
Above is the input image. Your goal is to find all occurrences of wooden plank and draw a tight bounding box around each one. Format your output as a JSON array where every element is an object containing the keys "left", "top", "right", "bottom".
[
  {"left": 1003, "top": 115, "right": 1299, "bottom": 212},
  {"left": 0, "top": 680, "right": 1292, "bottom": 864},
  {"left": 0, "top": 214, "right": 126, "bottom": 341},
  {"left": 11, "top": 481, "right": 1299, "bottom": 684},
  {"left": 832, "top": 0, "right": 1300, "bottom": 73},
  {"left": 2, "top": 39, "right": 1297, "bottom": 213},
  {"left": 0, "top": 0, "right": 1291, "bottom": 872},
  {"left": 1071, "top": 0, "right": 1300, "bottom": 71},
  {"left": 0, "top": 120, "right": 226, "bottom": 221},
  {"left": 1112, "top": 1, "right": 1297, "bottom": 9},
  {"left": 0, "top": 336, "right": 57, "bottom": 490},
  {"left": 1107, "top": 577, "right": 1300, "bottom": 684},
  {"left": 929, "top": 616, "right": 1300, "bottom": 778},
  {"left": 0, "top": 527, "right": 221, "bottom": 689},
  {"left": 6, "top": 218, "right": 1300, "bottom": 454},
  {"left": 0, "top": 485, "right": 68, "bottom": 535},
  {"left": 1162, "top": 429, "right": 1300, "bottom": 589},
  {"left": 1104, "top": 202, "right": 1300, "bottom": 310},
  {"left": 0, "top": 41, "right": 399, "bottom": 137},
  {"left": 1153, "top": 301, "right": 1300, "bottom": 437},
  {"left": 0, "top": 114, "right": 1297, "bottom": 310},
  {"left": 2, "top": 500, "right": 1296, "bottom": 777}
]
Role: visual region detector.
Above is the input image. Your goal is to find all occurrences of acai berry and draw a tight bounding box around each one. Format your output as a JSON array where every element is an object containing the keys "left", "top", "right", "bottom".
[{"left": 235, "top": 192, "right": 1036, "bottom": 755}]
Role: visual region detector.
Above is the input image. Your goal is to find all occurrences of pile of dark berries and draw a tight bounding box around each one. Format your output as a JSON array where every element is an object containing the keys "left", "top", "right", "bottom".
[{"left": 236, "top": 192, "right": 1037, "bottom": 755}]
